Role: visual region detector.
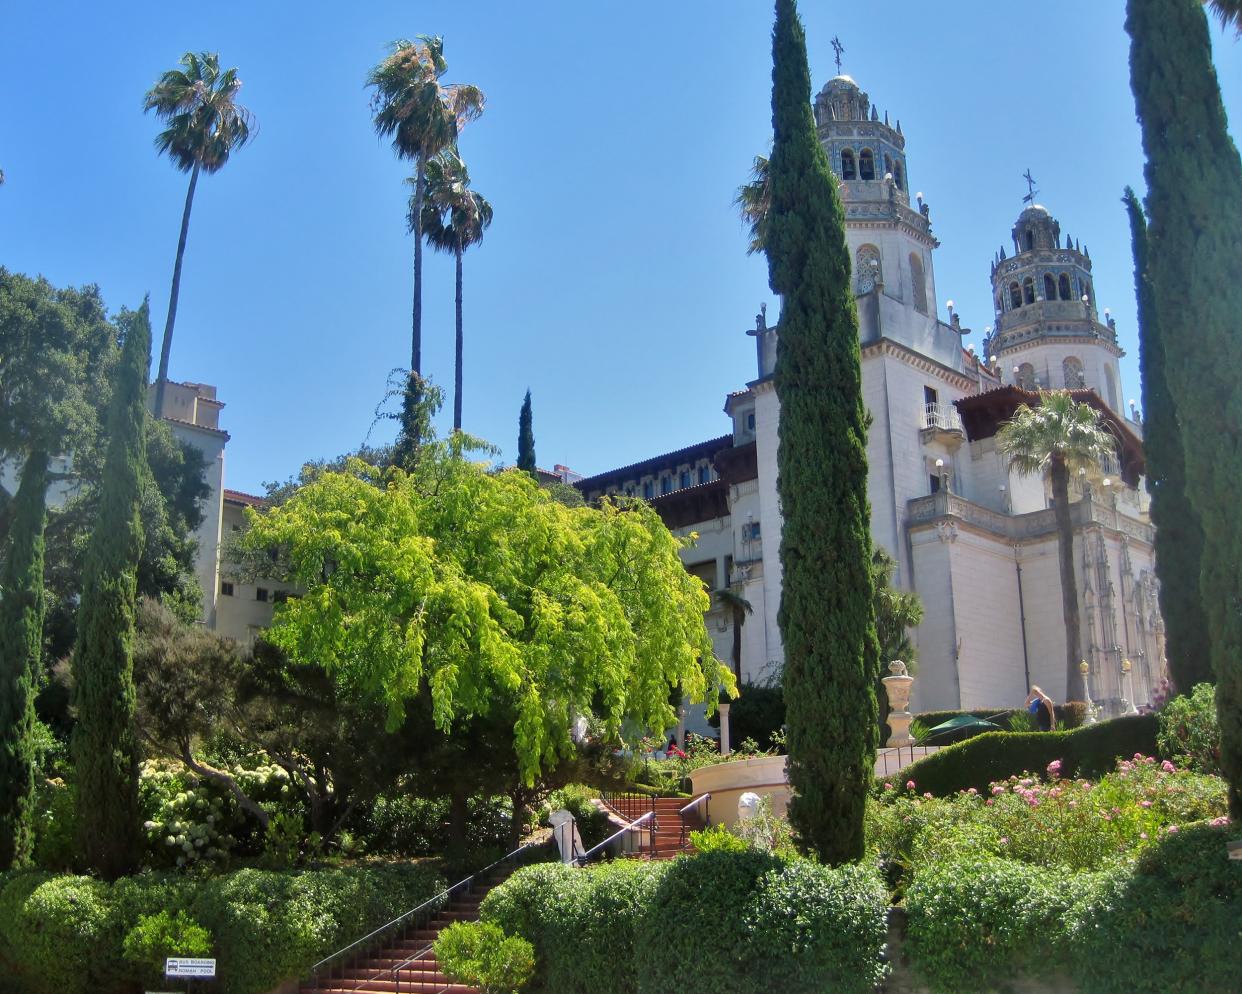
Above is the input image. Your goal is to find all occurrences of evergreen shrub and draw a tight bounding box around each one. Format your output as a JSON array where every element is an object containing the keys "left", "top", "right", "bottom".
[
  {"left": 482, "top": 852, "right": 888, "bottom": 994},
  {"left": 895, "top": 715, "right": 1158, "bottom": 796},
  {"left": 706, "top": 682, "right": 785, "bottom": 750},
  {"left": 1156, "top": 683, "right": 1221, "bottom": 776},
  {"left": 0, "top": 863, "right": 443, "bottom": 994},
  {"left": 434, "top": 920, "right": 535, "bottom": 994}
]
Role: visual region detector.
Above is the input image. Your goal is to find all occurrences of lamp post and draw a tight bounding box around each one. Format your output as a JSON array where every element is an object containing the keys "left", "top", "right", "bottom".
[
  {"left": 1080, "top": 659, "right": 1098, "bottom": 724},
  {"left": 1121, "top": 658, "right": 1139, "bottom": 715}
]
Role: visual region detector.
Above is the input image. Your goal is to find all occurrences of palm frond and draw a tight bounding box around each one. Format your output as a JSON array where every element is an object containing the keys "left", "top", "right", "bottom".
[
  {"left": 1206, "top": 0, "right": 1242, "bottom": 35},
  {"left": 410, "top": 148, "right": 492, "bottom": 254},
  {"left": 997, "top": 391, "right": 1116, "bottom": 480},
  {"left": 735, "top": 154, "right": 771, "bottom": 255},
  {"left": 143, "top": 51, "right": 254, "bottom": 173}
]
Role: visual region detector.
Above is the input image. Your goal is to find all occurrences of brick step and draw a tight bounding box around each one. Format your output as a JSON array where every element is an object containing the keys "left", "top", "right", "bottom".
[
  {"left": 339, "top": 966, "right": 453, "bottom": 984},
  {"left": 304, "top": 982, "right": 476, "bottom": 994}
]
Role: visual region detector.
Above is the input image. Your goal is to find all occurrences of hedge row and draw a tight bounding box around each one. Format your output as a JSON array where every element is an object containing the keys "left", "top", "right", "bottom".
[
  {"left": 896, "top": 714, "right": 1159, "bottom": 796},
  {"left": 480, "top": 852, "right": 889, "bottom": 994},
  {"left": 0, "top": 863, "right": 443, "bottom": 994},
  {"left": 904, "top": 822, "right": 1241, "bottom": 994},
  {"left": 912, "top": 702, "right": 1088, "bottom": 741}
]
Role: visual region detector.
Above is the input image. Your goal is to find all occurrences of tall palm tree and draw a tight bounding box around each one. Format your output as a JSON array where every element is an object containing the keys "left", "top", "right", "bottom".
[
  {"left": 735, "top": 154, "right": 771, "bottom": 255},
  {"left": 367, "top": 37, "right": 484, "bottom": 381},
  {"left": 1206, "top": 0, "right": 1242, "bottom": 33},
  {"left": 413, "top": 149, "right": 493, "bottom": 432},
  {"left": 714, "top": 586, "right": 753, "bottom": 683},
  {"left": 998, "top": 391, "right": 1116, "bottom": 701},
  {"left": 143, "top": 52, "right": 254, "bottom": 416}
]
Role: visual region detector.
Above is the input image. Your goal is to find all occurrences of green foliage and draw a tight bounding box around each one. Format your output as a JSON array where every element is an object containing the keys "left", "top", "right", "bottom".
[
  {"left": 896, "top": 715, "right": 1159, "bottom": 796},
  {"left": 240, "top": 447, "right": 730, "bottom": 789},
  {"left": 30, "top": 778, "right": 75, "bottom": 872},
  {"left": 71, "top": 300, "right": 151, "bottom": 879},
  {"left": 517, "top": 389, "right": 536, "bottom": 474},
  {"left": 1124, "top": 189, "right": 1211, "bottom": 692},
  {"left": 687, "top": 824, "right": 748, "bottom": 854},
  {"left": 766, "top": 0, "right": 879, "bottom": 864},
  {"left": 0, "top": 863, "right": 443, "bottom": 994},
  {"left": 731, "top": 796, "right": 796, "bottom": 856},
  {"left": 708, "top": 681, "right": 785, "bottom": 751},
  {"left": 122, "top": 909, "right": 212, "bottom": 988},
  {"left": 541, "top": 785, "right": 610, "bottom": 852},
  {"left": 486, "top": 854, "right": 887, "bottom": 994},
  {"left": 1157, "top": 683, "right": 1221, "bottom": 776},
  {"left": 1127, "top": 0, "right": 1242, "bottom": 820},
  {"left": 435, "top": 920, "right": 534, "bottom": 994}
]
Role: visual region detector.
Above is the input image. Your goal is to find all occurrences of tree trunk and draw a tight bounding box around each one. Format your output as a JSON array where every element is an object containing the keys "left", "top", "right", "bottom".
[
  {"left": 453, "top": 242, "right": 464, "bottom": 432},
  {"left": 731, "top": 606, "right": 743, "bottom": 683},
  {"left": 154, "top": 161, "right": 200, "bottom": 416},
  {"left": 1051, "top": 456, "right": 1083, "bottom": 701},
  {"left": 411, "top": 158, "right": 426, "bottom": 376},
  {"left": 0, "top": 450, "right": 49, "bottom": 868}
]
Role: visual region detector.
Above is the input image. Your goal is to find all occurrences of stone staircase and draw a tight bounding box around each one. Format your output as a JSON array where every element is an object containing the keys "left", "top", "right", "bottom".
[
  {"left": 300, "top": 867, "right": 517, "bottom": 994},
  {"left": 600, "top": 793, "right": 707, "bottom": 859}
]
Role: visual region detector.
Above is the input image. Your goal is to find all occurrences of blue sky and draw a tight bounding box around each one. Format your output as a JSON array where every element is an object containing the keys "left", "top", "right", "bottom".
[{"left": 2, "top": 2, "right": 1239, "bottom": 493}]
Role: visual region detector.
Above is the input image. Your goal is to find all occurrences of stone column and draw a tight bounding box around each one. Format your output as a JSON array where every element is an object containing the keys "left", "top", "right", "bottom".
[{"left": 719, "top": 701, "right": 732, "bottom": 756}]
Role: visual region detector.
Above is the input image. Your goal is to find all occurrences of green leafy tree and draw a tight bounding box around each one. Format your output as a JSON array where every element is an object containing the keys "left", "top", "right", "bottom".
[
  {"left": 998, "top": 392, "right": 1115, "bottom": 702},
  {"left": 765, "top": 0, "right": 879, "bottom": 864},
  {"left": 415, "top": 149, "right": 494, "bottom": 433},
  {"left": 735, "top": 153, "right": 771, "bottom": 255},
  {"left": 368, "top": 36, "right": 484, "bottom": 381},
  {"left": 517, "top": 390, "right": 536, "bottom": 475},
  {"left": 1127, "top": 0, "right": 1242, "bottom": 817},
  {"left": 239, "top": 441, "right": 732, "bottom": 790},
  {"left": 1123, "top": 188, "right": 1211, "bottom": 691},
  {"left": 71, "top": 301, "right": 152, "bottom": 879},
  {"left": 0, "top": 271, "right": 108, "bottom": 868},
  {"left": 143, "top": 52, "right": 254, "bottom": 415}
]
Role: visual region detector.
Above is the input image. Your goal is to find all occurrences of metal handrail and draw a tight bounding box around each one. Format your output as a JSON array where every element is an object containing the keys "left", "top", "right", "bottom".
[
  {"left": 572, "top": 810, "right": 654, "bottom": 866},
  {"left": 306, "top": 839, "right": 546, "bottom": 990},
  {"left": 678, "top": 793, "right": 711, "bottom": 850}
]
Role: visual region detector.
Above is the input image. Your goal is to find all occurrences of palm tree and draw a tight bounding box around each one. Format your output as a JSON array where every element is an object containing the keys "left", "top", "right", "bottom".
[
  {"left": 872, "top": 548, "right": 923, "bottom": 666},
  {"left": 735, "top": 154, "right": 771, "bottom": 255},
  {"left": 143, "top": 52, "right": 254, "bottom": 416},
  {"left": 413, "top": 149, "right": 493, "bottom": 432},
  {"left": 367, "top": 37, "right": 484, "bottom": 381},
  {"left": 998, "top": 391, "right": 1116, "bottom": 701},
  {"left": 1206, "top": 0, "right": 1242, "bottom": 33},
  {"left": 714, "top": 586, "right": 753, "bottom": 683}
]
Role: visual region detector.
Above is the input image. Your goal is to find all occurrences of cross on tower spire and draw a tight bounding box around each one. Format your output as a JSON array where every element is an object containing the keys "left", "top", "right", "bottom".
[
  {"left": 831, "top": 36, "right": 845, "bottom": 75},
  {"left": 1021, "top": 169, "right": 1039, "bottom": 205}
]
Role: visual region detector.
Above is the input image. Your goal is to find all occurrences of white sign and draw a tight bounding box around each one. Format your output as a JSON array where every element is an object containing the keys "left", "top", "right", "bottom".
[{"left": 166, "top": 958, "right": 216, "bottom": 978}]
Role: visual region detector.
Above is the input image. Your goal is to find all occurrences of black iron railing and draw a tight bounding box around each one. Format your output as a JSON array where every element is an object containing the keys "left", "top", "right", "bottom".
[
  {"left": 572, "top": 810, "right": 655, "bottom": 866},
  {"left": 677, "top": 793, "right": 710, "bottom": 850}
]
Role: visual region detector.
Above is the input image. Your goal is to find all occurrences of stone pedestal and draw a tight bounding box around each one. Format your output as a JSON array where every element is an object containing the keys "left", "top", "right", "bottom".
[{"left": 881, "top": 660, "right": 916, "bottom": 747}]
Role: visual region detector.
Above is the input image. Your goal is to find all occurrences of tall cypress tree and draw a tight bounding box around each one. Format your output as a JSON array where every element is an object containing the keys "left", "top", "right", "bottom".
[
  {"left": 71, "top": 301, "right": 151, "bottom": 879},
  {"left": 766, "top": 0, "right": 878, "bottom": 863},
  {"left": 1127, "top": 0, "right": 1242, "bottom": 817},
  {"left": 1123, "top": 188, "right": 1212, "bottom": 692},
  {"left": 517, "top": 390, "right": 536, "bottom": 475},
  {"left": 0, "top": 451, "right": 49, "bottom": 867}
]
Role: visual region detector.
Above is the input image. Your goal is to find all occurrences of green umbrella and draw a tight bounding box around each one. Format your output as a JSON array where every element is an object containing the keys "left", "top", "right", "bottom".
[{"left": 923, "top": 715, "right": 1003, "bottom": 740}]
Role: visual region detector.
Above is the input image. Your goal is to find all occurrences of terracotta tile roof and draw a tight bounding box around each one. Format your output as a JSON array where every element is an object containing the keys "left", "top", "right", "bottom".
[
  {"left": 223, "top": 488, "right": 268, "bottom": 508},
  {"left": 574, "top": 435, "right": 733, "bottom": 490}
]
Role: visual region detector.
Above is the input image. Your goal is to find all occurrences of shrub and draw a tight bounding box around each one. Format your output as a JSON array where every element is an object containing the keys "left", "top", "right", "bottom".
[
  {"left": 31, "top": 779, "right": 76, "bottom": 872},
  {"left": 435, "top": 920, "right": 534, "bottom": 994},
  {"left": 541, "top": 785, "right": 611, "bottom": 852},
  {"left": 1067, "top": 821, "right": 1241, "bottom": 994},
  {"left": 896, "top": 715, "right": 1158, "bottom": 796},
  {"left": 122, "top": 909, "right": 213, "bottom": 988},
  {"left": 687, "top": 824, "right": 748, "bottom": 854},
  {"left": 706, "top": 682, "right": 785, "bottom": 750},
  {"left": 1157, "top": 682, "right": 1221, "bottom": 776}
]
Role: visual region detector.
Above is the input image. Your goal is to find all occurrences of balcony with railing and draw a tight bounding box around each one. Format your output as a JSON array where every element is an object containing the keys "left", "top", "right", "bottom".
[{"left": 920, "top": 402, "right": 965, "bottom": 448}]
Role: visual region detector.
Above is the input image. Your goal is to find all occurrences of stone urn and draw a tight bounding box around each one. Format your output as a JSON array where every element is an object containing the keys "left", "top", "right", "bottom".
[{"left": 881, "top": 660, "right": 915, "bottom": 747}]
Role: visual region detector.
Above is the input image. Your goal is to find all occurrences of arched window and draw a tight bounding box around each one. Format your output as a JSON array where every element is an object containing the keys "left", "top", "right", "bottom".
[
  {"left": 1058, "top": 273, "right": 1072, "bottom": 300},
  {"left": 893, "top": 161, "right": 905, "bottom": 190},
  {"left": 996, "top": 293, "right": 1005, "bottom": 314},
  {"left": 1009, "top": 282, "right": 1022, "bottom": 309},
  {"left": 910, "top": 253, "right": 928, "bottom": 315},
  {"left": 1023, "top": 277, "right": 1035, "bottom": 305},
  {"left": 1043, "top": 274, "right": 1056, "bottom": 301},
  {"left": 855, "top": 244, "right": 883, "bottom": 293},
  {"left": 883, "top": 154, "right": 893, "bottom": 178},
  {"left": 840, "top": 149, "right": 856, "bottom": 180},
  {"left": 1063, "top": 356, "right": 1085, "bottom": 389},
  {"left": 1024, "top": 230, "right": 1034, "bottom": 251},
  {"left": 859, "top": 149, "right": 876, "bottom": 180},
  {"left": 1017, "top": 362, "right": 1037, "bottom": 391}
]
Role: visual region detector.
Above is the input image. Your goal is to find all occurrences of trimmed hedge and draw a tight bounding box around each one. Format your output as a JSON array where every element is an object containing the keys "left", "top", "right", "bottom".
[
  {"left": 0, "top": 863, "right": 443, "bottom": 994},
  {"left": 706, "top": 683, "right": 785, "bottom": 750},
  {"left": 904, "top": 822, "right": 1241, "bottom": 994},
  {"left": 913, "top": 703, "right": 1087, "bottom": 744},
  {"left": 896, "top": 715, "right": 1159, "bottom": 796},
  {"left": 481, "top": 852, "right": 889, "bottom": 994}
]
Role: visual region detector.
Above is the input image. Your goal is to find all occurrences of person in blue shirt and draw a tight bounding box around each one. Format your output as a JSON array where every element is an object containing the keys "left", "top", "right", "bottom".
[{"left": 1025, "top": 686, "right": 1056, "bottom": 732}]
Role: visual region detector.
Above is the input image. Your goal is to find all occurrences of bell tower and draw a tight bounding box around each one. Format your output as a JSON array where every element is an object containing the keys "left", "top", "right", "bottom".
[{"left": 983, "top": 200, "right": 1125, "bottom": 413}]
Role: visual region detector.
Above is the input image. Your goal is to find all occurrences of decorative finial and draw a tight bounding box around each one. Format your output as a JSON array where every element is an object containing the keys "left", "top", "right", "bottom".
[
  {"left": 1021, "top": 168, "right": 1039, "bottom": 205},
  {"left": 831, "top": 35, "right": 845, "bottom": 75}
]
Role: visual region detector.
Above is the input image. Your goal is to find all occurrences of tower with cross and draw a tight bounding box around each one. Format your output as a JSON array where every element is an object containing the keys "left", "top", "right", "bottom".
[
  {"left": 1022, "top": 169, "right": 1039, "bottom": 205},
  {"left": 831, "top": 36, "right": 845, "bottom": 75}
]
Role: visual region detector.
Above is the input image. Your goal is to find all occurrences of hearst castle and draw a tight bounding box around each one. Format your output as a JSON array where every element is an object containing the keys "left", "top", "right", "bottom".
[
  {"left": 9, "top": 72, "right": 1163, "bottom": 721},
  {"left": 576, "top": 73, "right": 1163, "bottom": 717}
]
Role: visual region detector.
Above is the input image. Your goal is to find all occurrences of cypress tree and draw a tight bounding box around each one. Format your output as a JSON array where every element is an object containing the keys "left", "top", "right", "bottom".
[
  {"left": 71, "top": 301, "right": 151, "bottom": 879},
  {"left": 765, "top": 0, "right": 879, "bottom": 863},
  {"left": 0, "top": 451, "right": 49, "bottom": 867},
  {"left": 517, "top": 390, "right": 536, "bottom": 475},
  {"left": 1127, "top": 0, "right": 1242, "bottom": 817},
  {"left": 1123, "top": 188, "right": 1212, "bottom": 692}
]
